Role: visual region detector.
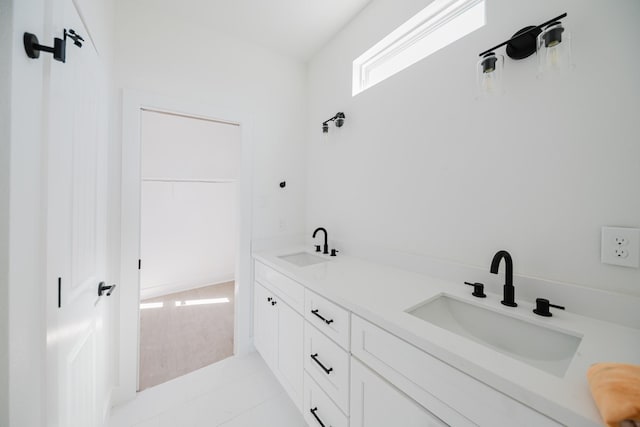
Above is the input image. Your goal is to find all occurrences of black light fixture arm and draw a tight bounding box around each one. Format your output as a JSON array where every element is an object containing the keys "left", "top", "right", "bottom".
[{"left": 478, "top": 13, "right": 567, "bottom": 57}]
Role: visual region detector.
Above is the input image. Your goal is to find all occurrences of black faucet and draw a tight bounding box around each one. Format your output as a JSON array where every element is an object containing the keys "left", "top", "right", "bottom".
[
  {"left": 312, "top": 227, "right": 329, "bottom": 255},
  {"left": 490, "top": 250, "right": 517, "bottom": 307}
]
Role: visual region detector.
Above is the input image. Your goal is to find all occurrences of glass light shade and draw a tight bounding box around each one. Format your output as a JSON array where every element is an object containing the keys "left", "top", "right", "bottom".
[
  {"left": 476, "top": 52, "right": 504, "bottom": 98},
  {"left": 537, "top": 22, "right": 571, "bottom": 76}
]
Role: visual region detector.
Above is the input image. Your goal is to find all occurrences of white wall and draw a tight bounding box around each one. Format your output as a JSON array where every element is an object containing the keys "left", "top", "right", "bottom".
[
  {"left": 140, "top": 110, "right": 241, "bottom": 298},
  {"left": 0, "top": 0, "right": 12, "bottom": 423},
  {"left": 141, "top": 182, "right": 237, "bottom": 298},
  {"left": 141, "top": 111, "right": 241, "bottom": 181},
  {"left": 4, "top": 0, "right": 47, "bottom": 424},
  {"left": 115, "top": 1, "right": 308, "bottom": 244},
  {"left": 307, "top": 0, "right": 640, "bottom": 297}
]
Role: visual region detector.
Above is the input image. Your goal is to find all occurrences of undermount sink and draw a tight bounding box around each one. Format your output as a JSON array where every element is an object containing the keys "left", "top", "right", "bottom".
[
  {"left": 406, "top": 294, "right": 582, "bottom": 377},
  {"left": 278, "top": 252, "right": 327, "bottom": 267}
]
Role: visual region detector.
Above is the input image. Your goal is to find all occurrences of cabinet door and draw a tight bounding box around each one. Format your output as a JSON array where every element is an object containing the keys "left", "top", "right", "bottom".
[
  {"left": 351, "top": 358, "right": 448, "bottom": 427},
  {"left": 254, "top": 282, "right": 276, "bottom": 366},
  {"left": 275, "top": 298, "right": 304, "bottom": 410}
]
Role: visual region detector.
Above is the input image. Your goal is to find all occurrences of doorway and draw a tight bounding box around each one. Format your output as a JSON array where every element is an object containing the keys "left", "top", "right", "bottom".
[
  {"left": 137, "top": 109, "right": 240, "bottom": 390},
  {"left": 118, "top": 92, "right": 254, "bottom": 403}
]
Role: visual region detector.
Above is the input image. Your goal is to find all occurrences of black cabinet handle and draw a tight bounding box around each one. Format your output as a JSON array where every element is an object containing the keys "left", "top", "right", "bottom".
[
  {"left": 310, "top": 407, "right": 326, "bottom": 427},
  {"left": 311, "top": 309, "right": 334, "bottom": 325},
  {"left": 310, "top": 353, "right": 333, "bottom": 375}
]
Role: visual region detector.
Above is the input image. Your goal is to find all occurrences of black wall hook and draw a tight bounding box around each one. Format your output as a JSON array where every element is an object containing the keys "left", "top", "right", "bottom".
[
  {"left": 24, "top": 32, "right": 66, "bottom": 62},
  {"left": 65, "top": 29, "right": 84, "bottom": 47},
  {"left": 23, "top": 28, "right": 84, "bottom": 63}
]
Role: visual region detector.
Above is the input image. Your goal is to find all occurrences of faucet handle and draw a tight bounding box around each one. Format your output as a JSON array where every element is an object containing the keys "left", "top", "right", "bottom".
[
  {"left": 330, "top": 249, "right": 339, "bottom": 257},
  {"left": 533, "top": 298, "right": 565, "bottom": 317},
  {"left": 315, "top": 245, "right": 321, "bottom": 252},
  {"left": 464, "top": 282, "right": 486, "bottom": 298}
]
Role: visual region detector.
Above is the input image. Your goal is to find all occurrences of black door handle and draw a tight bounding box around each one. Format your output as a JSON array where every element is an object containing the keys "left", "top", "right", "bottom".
[
  {"left": 98, "top": 282, "right": 116, "bottom": 297},
  {"left": 311, "top": 309, "right": 334, "bottom": 325},
  {"left": 310, "top": 407, "right": 326, "bottom": 427},
  {"left": 310, "top": 353, "right": 333, "bottom": 375}
]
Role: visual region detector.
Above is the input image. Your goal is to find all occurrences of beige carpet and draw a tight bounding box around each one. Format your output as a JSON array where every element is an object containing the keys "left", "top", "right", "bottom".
[{"left": 139, "top": 281, "right": 235, "bottom": 391}]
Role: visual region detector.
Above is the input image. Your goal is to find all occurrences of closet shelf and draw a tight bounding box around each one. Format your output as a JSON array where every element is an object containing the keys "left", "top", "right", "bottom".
[{"left": 142, "top": 178, "right": 237, "bottom": 184}]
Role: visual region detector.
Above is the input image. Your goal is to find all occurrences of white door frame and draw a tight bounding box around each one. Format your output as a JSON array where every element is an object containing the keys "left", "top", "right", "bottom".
[{"left": 116, "top": 90, "right": 254, "bottom": 404}]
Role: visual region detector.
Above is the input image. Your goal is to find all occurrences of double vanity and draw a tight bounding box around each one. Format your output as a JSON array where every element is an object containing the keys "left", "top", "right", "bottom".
[{"left": 253, "top": 246, "right": 640, "bottom": 426}]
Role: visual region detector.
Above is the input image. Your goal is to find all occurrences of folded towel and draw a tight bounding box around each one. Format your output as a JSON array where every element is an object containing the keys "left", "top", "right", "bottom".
[{"left": 587, "top": 363, "right": 640, "bottom": 427}]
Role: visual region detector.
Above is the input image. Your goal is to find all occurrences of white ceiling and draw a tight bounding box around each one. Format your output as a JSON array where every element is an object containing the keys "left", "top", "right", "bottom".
[{"left": 134, "top": 0, "right": 372, "bottom": 61}]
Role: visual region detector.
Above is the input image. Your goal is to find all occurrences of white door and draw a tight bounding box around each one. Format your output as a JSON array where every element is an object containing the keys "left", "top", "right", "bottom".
[{"left": 45, "top": 2, "right": 110, "bottom": 426}]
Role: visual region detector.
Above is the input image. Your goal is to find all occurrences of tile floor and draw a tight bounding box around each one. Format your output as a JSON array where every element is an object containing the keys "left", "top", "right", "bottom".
[
  {"left": 109, "top": 352, "right": 307, "bottom": 427},
  {"left": 139, "top": 282, "right": 235, "bottom": 390}
]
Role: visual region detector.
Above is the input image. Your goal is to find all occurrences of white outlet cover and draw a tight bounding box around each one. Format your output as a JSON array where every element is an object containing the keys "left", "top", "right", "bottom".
[{"left": 601, "top": 226, "right": 640, "bottom": 268}]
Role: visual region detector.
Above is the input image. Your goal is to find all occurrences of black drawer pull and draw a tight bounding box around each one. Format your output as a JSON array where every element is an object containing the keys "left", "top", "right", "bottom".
[
  {"left": 311, "top": 309, "right": 334, "bottom": 325},
  {"left": 310, "top": 353, "right": 333, "bottom": 375},
  {"left": 310, "top": 407, "right": 327, "bottom": 427}
]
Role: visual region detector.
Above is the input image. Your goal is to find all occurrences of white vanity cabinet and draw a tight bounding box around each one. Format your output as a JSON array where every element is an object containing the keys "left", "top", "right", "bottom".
[
  {"left": 350, "top": 357, "right": 448, "bottom": 427},
  {"left": 253, "top": 280, "right": 304, "bottom": 411},
  {"left": 253, "top": 257, "right": 566, "bottom": 427},
  {"left": 351, "top": 315, "right": 563, "bottom": 427}
]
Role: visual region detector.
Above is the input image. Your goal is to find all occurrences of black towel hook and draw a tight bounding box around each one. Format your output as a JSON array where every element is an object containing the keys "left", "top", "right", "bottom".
[{"left": 23, "top": 28, "right": 84, "bottom": 63}]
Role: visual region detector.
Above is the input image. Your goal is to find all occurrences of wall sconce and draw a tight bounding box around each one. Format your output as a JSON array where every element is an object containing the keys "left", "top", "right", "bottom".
[
  {"left": 322, "top": 112, "right": 346, "bottom": 134},
  {"left": 477, "top": 52, "right": 504, "bottom": 97},
  {"left": 476, "top": 13, "right": 569, "bottom": 95},
  {"left": 537, "top": 21, "right": 571, "bottom": 76}
]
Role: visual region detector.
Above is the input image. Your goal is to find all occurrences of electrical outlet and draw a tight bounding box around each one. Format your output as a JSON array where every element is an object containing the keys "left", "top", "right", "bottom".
[
  {"left": 615, "top": 236, "right": 628, "bottom": 246},
  {"left": 601, "top": 227, "right": 640, "bottom": 268},
  {"left": 614, "top": 248, "right": 628, "bottom": 259}
]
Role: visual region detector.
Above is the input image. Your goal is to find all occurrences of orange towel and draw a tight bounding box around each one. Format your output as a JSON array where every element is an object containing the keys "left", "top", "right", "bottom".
[{"left": 587, "top": 363, "right": 640, "bottom": 427}]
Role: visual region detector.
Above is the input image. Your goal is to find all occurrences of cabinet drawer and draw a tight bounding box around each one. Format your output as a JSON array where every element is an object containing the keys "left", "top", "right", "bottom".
[
  {"left": 351, "top": 357, "right": 448, "bottom": 427},
  {"left": 351, "top": 315, "right": 562, "bottom": 427},
  {"left": 304, "top": 373, "right": 348, "bottom": 427},
  {"left": 304, "top": 322, "right": 350, "bottom": 414},
  {"left": 255, "top": 261, "right": 304, "bottom": 313},
  {"left": 305, "top": 290, "right": 350, "bottom": 350}
]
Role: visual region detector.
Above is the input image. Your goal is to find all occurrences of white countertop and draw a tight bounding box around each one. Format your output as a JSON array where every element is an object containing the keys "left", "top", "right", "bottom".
[{"left": 254, "top": 246, "right": 640, "bottom": 427}]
